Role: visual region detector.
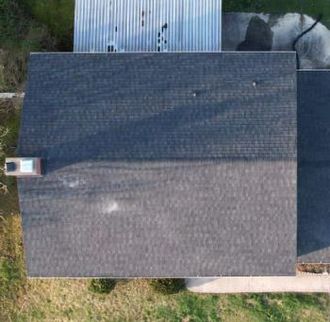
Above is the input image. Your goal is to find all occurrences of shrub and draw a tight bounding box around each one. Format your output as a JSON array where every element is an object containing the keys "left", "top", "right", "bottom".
[
  {"left": 22, "top": 0, "right": 74, "bottom": 51},
  {"left": 149, "top": 279, "right": 186, "bottom": 295},
  {"left": 88, "top": 279, "right": 116, "bottom": 294},
  {"left": 0, "top": 0, "right": 56, "bottom": 92}
]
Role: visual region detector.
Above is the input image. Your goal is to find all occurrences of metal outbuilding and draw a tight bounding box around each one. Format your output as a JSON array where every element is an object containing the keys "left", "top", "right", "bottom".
[{"left": 74, "top": 0, "right": 222, "bottom": 52}]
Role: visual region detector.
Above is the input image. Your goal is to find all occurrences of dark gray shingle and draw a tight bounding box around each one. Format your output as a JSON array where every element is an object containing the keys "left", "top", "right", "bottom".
[
  {"left": 18, "top": 53, "right": 297, "bottom": 277},
  {"left": 298, "top": 70, "right": 330, "bottom": 264}
]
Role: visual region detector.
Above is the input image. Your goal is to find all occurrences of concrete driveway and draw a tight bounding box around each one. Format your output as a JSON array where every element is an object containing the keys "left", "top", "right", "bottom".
[{"left": 186, "top": 274, "right": 330, "bottom": 293}]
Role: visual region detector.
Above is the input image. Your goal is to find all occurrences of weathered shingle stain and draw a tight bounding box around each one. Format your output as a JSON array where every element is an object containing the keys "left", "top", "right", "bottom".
[{"left": 18, "top": 53, "right": 297, "bottom": 277}]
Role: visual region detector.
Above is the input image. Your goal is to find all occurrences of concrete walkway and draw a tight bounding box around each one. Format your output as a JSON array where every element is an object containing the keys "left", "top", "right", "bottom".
[
  {"left": 223, "top": 13, "right": 330, "bottom": 68},
  {"left": 186, "top": 274, "right": 330, "bottom": 293},
  {"left": 0, "top": 93, "right": 24, "bottom": 99}
]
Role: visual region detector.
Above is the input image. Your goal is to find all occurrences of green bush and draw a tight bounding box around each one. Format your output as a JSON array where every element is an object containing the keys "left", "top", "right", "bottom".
[
  {"left": 22, "top": 0, "right": 74, "bottom": 51},
  {"left": 150, "top": 279, "right": 186, "bottom": 295},
  {"left": 88, "top": 279, "right": 116, "bottom": 294},
  {"left": 0, "top": 0, "right": 55, "bottom": 91}
]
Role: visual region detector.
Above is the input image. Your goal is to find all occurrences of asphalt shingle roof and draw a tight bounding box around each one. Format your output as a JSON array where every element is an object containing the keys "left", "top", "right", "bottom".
[
  {"left": 298, "top": 70, "right": 330, "bottom": 264},
  {"left": 18, "top": 53, "right": 297, "bottom": 277}
]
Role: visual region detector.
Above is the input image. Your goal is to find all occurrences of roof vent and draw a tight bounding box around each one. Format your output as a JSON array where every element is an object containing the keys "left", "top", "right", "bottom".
[{"left": 4, "top": 158, "right": 42, "bottom": 177}]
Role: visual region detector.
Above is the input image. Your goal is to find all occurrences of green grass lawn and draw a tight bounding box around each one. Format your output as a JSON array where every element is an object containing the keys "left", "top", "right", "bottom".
[{"left": 1, "top": 1, "right": 330, "bottom": 321}]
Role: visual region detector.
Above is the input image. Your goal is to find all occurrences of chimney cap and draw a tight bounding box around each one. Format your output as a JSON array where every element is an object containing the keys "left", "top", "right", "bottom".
[{"left": 4, "top": 157, "right": 42, "bottom": 177}]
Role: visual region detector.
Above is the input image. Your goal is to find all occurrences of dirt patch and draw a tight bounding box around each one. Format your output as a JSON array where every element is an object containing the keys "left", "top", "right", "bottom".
[{"left": 297, "top": 264, "right": 330, "bottom": 274}]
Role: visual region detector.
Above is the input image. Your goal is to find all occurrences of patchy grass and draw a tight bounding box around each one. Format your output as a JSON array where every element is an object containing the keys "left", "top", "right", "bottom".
[
  {"left": 7, "top": 278, "right": 177, "bottom": 321},
  {"left": 0, "top": 214, "right": 25, "bottom": 321},
  {"left": 0, "top": 99, "right": 20, "bottom": 215},
  {"left": 3, "top": 279, "right": 327, "bottom": 321},
  {"left": 154, "top": 293, "right": 220, "bottom": 321},
  {"left": 0, "top": 0, "right": 55, "bottom": 92},
  {"left": 218, "top": 294, "right": 330, "bottom": 322},
  {"left": 22, "top": 0, "right": 74, "bottom": 51},
  {"left": 298, "top": 264, "right": 330, "bottom": 274},
  {"left": 0, "top": 100, "right": 22, "bottom": 321},
  {"left": 224, "top": 0, "right": 330, "bottom": 28},
  {"left": 0, "top": 0, "right": 69, "bottom": 92}
]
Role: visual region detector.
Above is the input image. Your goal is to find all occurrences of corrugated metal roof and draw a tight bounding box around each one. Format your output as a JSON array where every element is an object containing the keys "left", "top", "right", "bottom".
[{"left": 74, "top": 0, "right": 222, "bottom": 52}]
